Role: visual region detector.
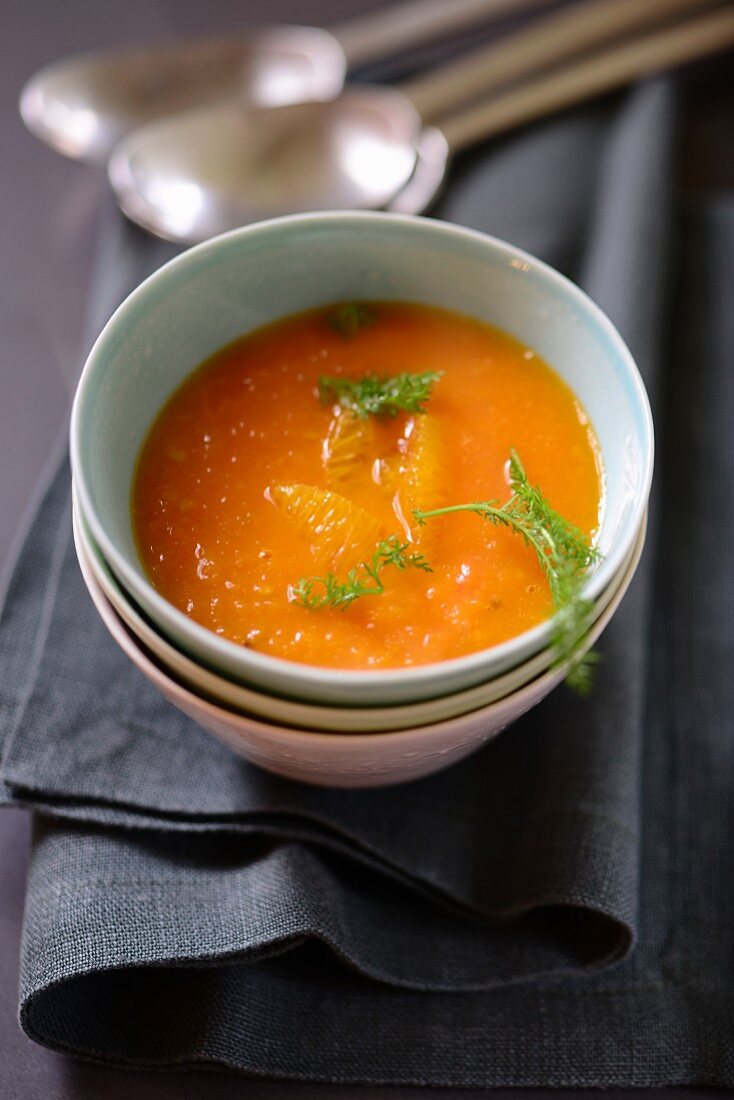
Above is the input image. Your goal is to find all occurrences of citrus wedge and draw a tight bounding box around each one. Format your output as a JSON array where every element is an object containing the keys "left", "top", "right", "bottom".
[
  {"left": 398, "top": 415, "right": 445, "bottom": 531},
  {"left": 322, "top": 410, "right": 376, "bottom": 486},
  {"left": 267, "top": 483, "right": 382, "bottom": 569}
]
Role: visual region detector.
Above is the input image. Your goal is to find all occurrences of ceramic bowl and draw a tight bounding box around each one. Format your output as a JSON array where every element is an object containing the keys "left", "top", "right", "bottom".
[
  {"left": 74, "top": 488, "right": 646, "bottom": 733},
  {"left": 73, "top": 504, "right": 645, "bottom": 787},
  {"left": 71, "top": 211, "right": 653, "bottom": 706}
]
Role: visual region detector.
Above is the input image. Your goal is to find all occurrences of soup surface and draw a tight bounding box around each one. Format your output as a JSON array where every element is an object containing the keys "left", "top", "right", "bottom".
[{"left": 133, "top": 302, "right": 602, "bottom": 670}]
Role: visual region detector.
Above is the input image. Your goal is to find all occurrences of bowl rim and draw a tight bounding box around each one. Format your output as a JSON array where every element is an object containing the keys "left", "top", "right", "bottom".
[{"left": 70, "top": 209, "right": 654, "bottom": 696}]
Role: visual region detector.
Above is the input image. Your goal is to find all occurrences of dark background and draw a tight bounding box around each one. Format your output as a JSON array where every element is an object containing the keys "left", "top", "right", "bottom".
[{"left": 1, "top": 1, "right": 732, "bottom": 1096}]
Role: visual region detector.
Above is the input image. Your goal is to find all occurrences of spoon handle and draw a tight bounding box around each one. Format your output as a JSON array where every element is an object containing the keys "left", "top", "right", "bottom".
[
  {"left": 329, "top": 0, "right": 556, "bottom": 68},
  {"left": 401, "top": 0, "right": 719, "bottom": 121},
  {"left": 438, "top": 4, "right": 734, "bottom": 153}
]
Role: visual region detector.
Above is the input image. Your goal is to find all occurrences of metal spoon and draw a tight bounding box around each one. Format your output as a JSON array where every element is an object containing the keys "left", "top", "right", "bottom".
[
  {"left": 107, "top": 0, "right": 724, "bottom": 243},
  {"left": 19, "top": 0, "right": 554, "bottom": 166}
]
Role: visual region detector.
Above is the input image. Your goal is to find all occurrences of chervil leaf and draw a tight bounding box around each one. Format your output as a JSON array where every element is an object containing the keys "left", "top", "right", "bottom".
[
  {"left": 291, "top": 536, "right": 432, "bottom": 611},
  {"left": 318, "top": 371, "right": 442, "bottom": 420},
  {"left": 327, "top": 303, "right": 376, "bottom": 339}
]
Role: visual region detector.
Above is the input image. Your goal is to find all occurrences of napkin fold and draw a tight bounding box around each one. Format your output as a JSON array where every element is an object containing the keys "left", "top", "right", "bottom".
[{"left": 3, "top": 78, "right": 734, "bottom": 1085}]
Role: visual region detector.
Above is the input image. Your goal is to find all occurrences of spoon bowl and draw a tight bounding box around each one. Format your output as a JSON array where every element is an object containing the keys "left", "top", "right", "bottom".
[
  {"left": 109, "top": 88, "right": 422, "bottom": 242},
  {"left": 20, "top": 28, "right": 346, "bottom": 166}
]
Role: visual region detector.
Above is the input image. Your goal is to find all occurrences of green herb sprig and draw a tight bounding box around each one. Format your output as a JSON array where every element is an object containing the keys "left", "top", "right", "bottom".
[
  {"left": 413, "top": 450, "right": 601, "bottom": 693},
  {"left": 291, "top": 536, "right": 432, "bottom": 611},
  {"left": 318, "top": 371, "right": 442, "bottom": 420},
  {"left": 327, "top": 303, "right": 376, "bottom": 339}
]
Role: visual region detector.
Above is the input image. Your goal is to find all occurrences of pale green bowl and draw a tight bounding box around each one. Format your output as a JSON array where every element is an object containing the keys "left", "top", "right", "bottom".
[{"left": 71, "top": 212, "right": 653, "bottom": 707}]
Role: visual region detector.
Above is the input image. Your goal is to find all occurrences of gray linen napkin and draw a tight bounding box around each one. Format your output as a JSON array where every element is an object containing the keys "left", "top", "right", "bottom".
[{"left": 4, "top": 78, "right": 734, "bottom": 1083}]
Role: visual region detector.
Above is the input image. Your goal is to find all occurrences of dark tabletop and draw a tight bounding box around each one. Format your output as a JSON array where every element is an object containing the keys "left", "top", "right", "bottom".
[{"left": 2, "top": 0, "right": 733, "bottom": 1095}]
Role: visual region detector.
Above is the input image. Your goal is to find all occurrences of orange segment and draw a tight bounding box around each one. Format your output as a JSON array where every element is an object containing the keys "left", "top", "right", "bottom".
[
  {"left": 322, "top": 410, "right": 376, "bottom": 486},
  {"left": 267, "top": 483, "right": 382, "bottom": 569},
  {"left": 397, "top": 415, "right": 445, "bottom": 539}
]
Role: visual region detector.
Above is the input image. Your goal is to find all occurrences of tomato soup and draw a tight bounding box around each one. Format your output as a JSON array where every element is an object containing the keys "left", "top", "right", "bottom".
[{"left": 132, "top": 302, "right": 602, "bottom": 670}]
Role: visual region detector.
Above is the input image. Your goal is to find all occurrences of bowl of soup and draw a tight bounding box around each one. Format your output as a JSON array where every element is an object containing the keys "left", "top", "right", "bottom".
[{"left": 71, "top": 212, "right": 652, "bottom": 707}]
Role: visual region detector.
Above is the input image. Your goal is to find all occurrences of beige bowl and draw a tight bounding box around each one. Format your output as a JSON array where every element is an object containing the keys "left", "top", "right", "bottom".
[
  {"left": 74, "top": 490, "right": 645, "bottom": 734},
  {"left": 73, "top": 504, "right": 646, "bottom": 788}
]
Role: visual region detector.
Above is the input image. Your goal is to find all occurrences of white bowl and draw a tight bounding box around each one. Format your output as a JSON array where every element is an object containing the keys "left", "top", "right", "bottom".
[
  {"left": 73, "top": 506, "right": 645, "bottom": 787},
  {"left": 71, "top": 212, "right": 653, "bottom": 705},
  {"left": 74, "top": 487, "right": 646, "bottom": 733}
]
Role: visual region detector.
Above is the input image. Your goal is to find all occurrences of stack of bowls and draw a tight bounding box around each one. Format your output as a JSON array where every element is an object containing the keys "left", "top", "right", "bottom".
[{"left": 70, "top": 213, "right": 652, "bottom": 788}]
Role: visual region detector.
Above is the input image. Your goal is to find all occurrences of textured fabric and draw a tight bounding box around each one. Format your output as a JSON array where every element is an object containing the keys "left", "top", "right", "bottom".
[{"left": 2, "top": 78, "right": 734, "bottom": 1083}]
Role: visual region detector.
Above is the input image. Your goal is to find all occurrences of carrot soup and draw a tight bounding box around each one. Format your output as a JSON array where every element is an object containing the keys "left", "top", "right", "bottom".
[{"left": 132, "top": 301, "right": 603, "bottom": 670}]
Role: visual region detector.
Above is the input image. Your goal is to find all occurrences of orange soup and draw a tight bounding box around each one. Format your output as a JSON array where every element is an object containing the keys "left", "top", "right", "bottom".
[{"left": 133, "top": 302, "right": 602, "bottom": 670}]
